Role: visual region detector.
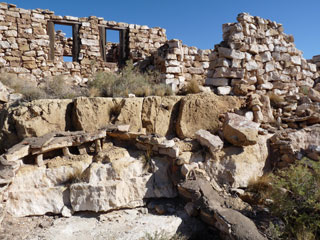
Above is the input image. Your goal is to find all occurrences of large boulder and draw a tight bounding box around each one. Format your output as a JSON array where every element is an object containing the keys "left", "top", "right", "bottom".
[
  {"left": 176, "top": 93, "right": 243, "bottom": 139},
  {"left": 178, "top": 178, "right": 266, "bottom": 240},
  {"left": 5, "top": 155, "right": 92, "bottom": 217},
  {"left": 204, "top": 134, "right": 272, "bottom": 188},
  {"left": 223, "top": 113, "right": 260, "bottom": 146},
  {"left": 70, "top": 156, "right": 177, "bottom": 212},
  {"left": 141, "top": 96, "right": 181, "bottom": 137}
]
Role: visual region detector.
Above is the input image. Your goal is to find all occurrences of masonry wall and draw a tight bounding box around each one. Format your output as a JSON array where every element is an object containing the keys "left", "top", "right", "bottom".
[
  {"left": 0, "top": 2, "right": 167, "bottom": 83},
  {"left": 0, "top": 3, "right": 319, "bottom": 96}
]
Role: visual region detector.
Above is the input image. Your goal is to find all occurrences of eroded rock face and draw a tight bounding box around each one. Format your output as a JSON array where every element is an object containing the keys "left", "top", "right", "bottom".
[
  {"left": 72, "top": 97, "right": 115, "bottom": 131},
  {"left": 0, "top": 99, "right": 73, "bottom": 151},
  {"left": 223, "top": 113, "right": 260, "bottom": 146},
  {"left": 5, "top": 155, "right": 92, "bottom": 217},
  {"left": 176, "top": 93, "right": 243, "bottom": 139},
  {"left": 204, "top": 134, "right": 271, "bottom": 188},
  {"left": 141, "top": 96, "right": 181, "bottom": 137},
  {"left": 70, "top": 156, "right": 177, "bottom": 212}
]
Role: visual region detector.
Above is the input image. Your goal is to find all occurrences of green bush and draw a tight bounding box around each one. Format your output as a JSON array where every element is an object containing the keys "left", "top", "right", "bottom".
[
  {"left": 267, "top": 158, "right": 320, "bottom": 240},
  {"left": 88, "top": 60, "right": 172, "bottom": 97}
]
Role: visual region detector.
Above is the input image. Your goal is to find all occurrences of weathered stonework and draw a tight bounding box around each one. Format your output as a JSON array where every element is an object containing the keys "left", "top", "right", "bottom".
[{"left": 0, "top": 2, "right": 167, "bottom": 83}]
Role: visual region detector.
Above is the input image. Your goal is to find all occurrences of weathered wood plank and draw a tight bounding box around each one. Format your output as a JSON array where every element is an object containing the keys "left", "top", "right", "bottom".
[
  {"left": 119, "top": 29, "right": 129, "bottom": 66},
  {"left": 47, "top": 21, "right": 55, "bottom": 61},
  {"left": 99, "top": 26, "right": 106, "bottom": 61},
  {"left": 72, "top": 24, "right": 80, "bottom": 62}
]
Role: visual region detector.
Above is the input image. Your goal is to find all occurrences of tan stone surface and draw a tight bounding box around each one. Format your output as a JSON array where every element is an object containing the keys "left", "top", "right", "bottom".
[
  {"left": 72, "top": 97, "right": 115, "bottom": 131},
  {"left": 176, "top": 93, "right": 243, "bottom": 139},
  {"left": 141, "top": 96, "right": 181, "bottom": 137},
  {"left": 12, "top": 99, "right": 73, "bottom": 138}
]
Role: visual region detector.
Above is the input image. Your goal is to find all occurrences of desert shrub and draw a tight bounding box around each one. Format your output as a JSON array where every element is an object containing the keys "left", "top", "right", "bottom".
[
  {"left": 265, "top": 158, "right": 320, "bottom": 239},
  {"left": 0, "top": 73, "right": 47, "bottom": 101},
  {"left": 0, "top": 73, "right": 84, "bottom": 101},
  {"left": 88, "top": 60, "right": 172, "bottom": 97},
  {"left": 185, "top": 79, "right": 201, "bottom": 94},
  {"left": 42, "top": 76, "right": 85, "bottom": 99}
]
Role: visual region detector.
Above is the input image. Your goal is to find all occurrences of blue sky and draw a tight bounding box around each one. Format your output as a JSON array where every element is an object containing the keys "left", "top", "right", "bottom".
[{"left": 7, "top": 0, "right": 320, "bottom": 59}]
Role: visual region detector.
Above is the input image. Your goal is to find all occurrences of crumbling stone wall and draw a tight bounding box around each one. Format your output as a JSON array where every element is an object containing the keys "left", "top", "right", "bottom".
[
  {"left": 0, "top": 3, "right": 319, "bottom": 96},
  {"left": 205, "top": 13, "right": 318, "bottom": 94},
  {"left": 155, "top": 39, "right": 212, "bottom": 91},
  {"left": 0, "top": 2, "right": 167, "bottom": 83}
]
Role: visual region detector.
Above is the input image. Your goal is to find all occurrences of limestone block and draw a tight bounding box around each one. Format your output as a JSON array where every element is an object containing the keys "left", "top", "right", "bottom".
[
  {"left": 217, "top": 86, "right": 232, "bottom": 95},
  {"left": 195, "top": 129, "right": 223, "bottom": 154},
  {"left": 115, "top": 98, "right": 144, "bottom": 132},
  {"left": 245, "top": 60, "right": 258, "bottom": 71},
  {"left": 72, "top": 97, "right": 115, "bottom": 132},
  {"left": 218, "top": 47, "right": 245, "bottom": 60},
  {"left": 223, "top": 113, "right": 260, "bottom": 146},
  {"left": 260, "top": 51, "right": 272, "bottom": 62},
  {"left": 291, "top": 56, "right": 301, "bottom": 65},
  {"left": 166, "top": 67, "right": 181, "bottom": 73}
]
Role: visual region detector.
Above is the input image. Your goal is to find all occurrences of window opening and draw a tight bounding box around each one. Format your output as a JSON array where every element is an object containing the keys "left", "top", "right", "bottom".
[
  {"left": 48, "top": 21, "right": 81, "bottom": 62},
  {"left": 55, "top": 24, "right": 73, "bottom": 62},
  {"left": 106, "top": 29, "right": 120, "bottom": 63}
]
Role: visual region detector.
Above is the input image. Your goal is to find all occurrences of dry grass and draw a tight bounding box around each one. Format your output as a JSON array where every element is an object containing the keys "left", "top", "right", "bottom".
[
  {"left": 0, "top": 73, "right": 85, "bottom": 101},
  {"left": 185, "top": 79, "right": 201, "bottom": 94},
  {"left": 88, "top": 60, "right": 172, "bottom": 97}
]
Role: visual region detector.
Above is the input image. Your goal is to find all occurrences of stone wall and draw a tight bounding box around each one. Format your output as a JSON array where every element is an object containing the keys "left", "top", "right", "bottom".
[
  {"left": 0, "top": 3, "right": 319, "bottom": 95},
  {"left": 154, "top": 39, "right": 211, "bottom": 91},
  {"left": 205, "top": 13, "right": 318, "bottom": 95},
  {"left": 0, "top": 2, "right": 167, "bottom": 83}
]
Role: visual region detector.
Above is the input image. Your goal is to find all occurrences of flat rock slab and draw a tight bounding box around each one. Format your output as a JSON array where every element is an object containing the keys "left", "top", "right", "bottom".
[{"left": 22, "top": 209, "right": 191, "bottom": 240}]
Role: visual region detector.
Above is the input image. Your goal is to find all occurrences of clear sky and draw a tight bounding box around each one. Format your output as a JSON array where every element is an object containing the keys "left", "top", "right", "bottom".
[{"left": 6, "top": 0, "right": 320, "bottom": 59}]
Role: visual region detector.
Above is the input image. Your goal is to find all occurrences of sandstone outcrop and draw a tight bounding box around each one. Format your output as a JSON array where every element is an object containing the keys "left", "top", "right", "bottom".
[
  {"left": 141, "top": 96, "right": 181, "bottom": 137},
  {"left": 176, "top": 93, "right": 243, "bottom": 139}
]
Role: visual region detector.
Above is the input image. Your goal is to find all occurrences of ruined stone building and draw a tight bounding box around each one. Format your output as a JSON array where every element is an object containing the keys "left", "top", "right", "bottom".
[{"left": 0, "top": 2, "right": 320, "bottom": 95}]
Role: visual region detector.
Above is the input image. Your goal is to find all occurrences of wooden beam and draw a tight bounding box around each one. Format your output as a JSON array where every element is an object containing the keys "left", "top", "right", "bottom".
[
  {"left": 52, "top": 20, "right": 81, "bottom": 25},
  {"left": 72, "top": 24, "right": 80, "bottom": 62},
  {"left": 119, "top": 29, "right": 129, "bottom": 66},
  {"left": 99, "top": 25, "right": 127, "bottom": 30},
  {"left": 99, "top": 26, "right": 106, "bottom": 61},
  {"left": 47, "top": 21, "right": 55, "bottom": 61}
]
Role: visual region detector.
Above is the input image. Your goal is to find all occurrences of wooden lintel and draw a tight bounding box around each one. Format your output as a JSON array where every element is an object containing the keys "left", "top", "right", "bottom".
[{"left": 50, "top": 20, "right": 82, "bottom": 26}]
